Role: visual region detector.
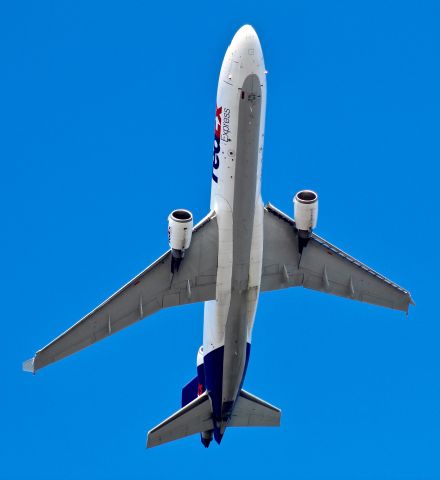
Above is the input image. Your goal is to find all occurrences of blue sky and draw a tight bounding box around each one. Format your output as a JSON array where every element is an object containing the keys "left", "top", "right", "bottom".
[{"left": 1, "top": 1, "right": 439, "bottom": 479}]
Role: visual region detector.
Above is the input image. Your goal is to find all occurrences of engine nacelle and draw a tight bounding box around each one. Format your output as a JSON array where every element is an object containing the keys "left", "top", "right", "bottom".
[
  {"left": 294, "top": 190, "right": 318, "bottom": 233},
  {"left": 168, "top": 209, "right": 193, "bottom": 259}
]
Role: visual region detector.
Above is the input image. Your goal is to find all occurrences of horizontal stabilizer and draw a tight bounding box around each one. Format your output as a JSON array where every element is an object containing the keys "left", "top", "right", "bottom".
[
  {"left": 229, "top": 390, "right": 281, "bottom": 427},
  {"left": 147, "top": 391, "right": 212, "bottom": 448}
]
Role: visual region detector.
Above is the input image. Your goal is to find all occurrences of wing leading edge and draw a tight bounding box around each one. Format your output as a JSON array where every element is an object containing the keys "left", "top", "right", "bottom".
[
  {"left": 261, "top": 203, "right": 414, "bottom": 312},
  {"left": 24, "top": 211, "right": 219, "bottom": 373}
]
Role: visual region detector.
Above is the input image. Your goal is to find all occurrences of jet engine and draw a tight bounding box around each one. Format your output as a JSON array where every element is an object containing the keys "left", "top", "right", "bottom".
[
  {"left": 294, "top": 190, "right": 318, "bottom": 254},
  {"left": 294, "top": 190, "right": 318, "bottom": 232},
  {"left": 168, "top": 209, "right": 193, "bottom": 272}
]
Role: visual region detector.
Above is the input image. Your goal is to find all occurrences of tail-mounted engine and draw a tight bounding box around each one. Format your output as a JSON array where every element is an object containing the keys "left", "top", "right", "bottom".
[
  {"left": 293, "top": 190, "right": 318, "bottom": 254},
  {"left": 168, "top": 209, "right": 193, "bottom": 272}
]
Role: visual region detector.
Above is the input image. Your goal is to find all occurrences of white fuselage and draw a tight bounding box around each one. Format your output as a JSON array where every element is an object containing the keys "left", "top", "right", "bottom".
[{"left": 202, "top": 25, "right": 266, "bottom": 437}]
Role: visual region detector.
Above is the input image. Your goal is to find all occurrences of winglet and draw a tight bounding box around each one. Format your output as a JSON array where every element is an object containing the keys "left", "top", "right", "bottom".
[
  {"left": 23, "top": 357, "right": 35, "bottom": 374},
  {"left": 406, "top": 294, "right": 416, "bottom": 316}
]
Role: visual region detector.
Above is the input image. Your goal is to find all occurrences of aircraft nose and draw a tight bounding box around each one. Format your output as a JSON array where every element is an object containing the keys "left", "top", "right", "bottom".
[
  {"left": 220, "top": 25, "right": 265, "bottom": 85},
  {"left": 228, "top": 24, "right": 264, "bottom": 74},
  {"left": 236, "top": 24, "right": 257, "bottom": 39},
  {"left": 231, "top": 24, "right": 261, "bottom": 54}
]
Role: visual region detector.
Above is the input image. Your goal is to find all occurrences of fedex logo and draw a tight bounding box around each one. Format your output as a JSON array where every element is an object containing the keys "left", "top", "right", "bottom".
[{"left": 212, "top": 105, "right": 222, "bottom": 183}]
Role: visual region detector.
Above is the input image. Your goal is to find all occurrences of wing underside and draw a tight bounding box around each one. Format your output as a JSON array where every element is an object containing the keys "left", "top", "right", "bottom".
[
  {"left": 25, "top": 203, "right": 414, "bottom": 373},
  {"left": 24, "top": 212, "right": 219, "bottom": 373},
  {"left": 261, "top": 203, "right": 414, "bottom": 312}
]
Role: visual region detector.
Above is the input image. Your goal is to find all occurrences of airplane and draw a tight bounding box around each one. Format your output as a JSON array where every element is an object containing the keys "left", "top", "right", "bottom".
[{"left": 23, "top": 24, "right": 414, "bottom": 449}]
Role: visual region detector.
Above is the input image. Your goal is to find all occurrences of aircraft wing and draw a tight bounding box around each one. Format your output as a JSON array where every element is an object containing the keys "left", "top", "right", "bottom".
[
  {"left": 261, "top": 203, "right": 414, "bottom": 313},
  {"left": 23, "top": 212, "right": 219, "bottom": 373}
]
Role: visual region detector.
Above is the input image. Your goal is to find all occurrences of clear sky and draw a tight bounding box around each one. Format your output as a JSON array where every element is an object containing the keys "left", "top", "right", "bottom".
[{"left": 1, "top": 1, "right": 439, "bottom": 479}]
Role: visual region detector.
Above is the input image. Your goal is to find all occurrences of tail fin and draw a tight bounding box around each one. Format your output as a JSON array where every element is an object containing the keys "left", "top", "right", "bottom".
[
  {"left": 181, "top": 376, "right": 199, "bottom": 407},
  {"left": 147, "top": 391, "right": 212, "bottom": 448},
  {"left": 229, "top": 389, "right": 281, "bottom": 427}
]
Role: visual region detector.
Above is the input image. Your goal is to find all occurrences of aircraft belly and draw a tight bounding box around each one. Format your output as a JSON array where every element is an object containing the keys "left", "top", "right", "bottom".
[
  {"left": 203, "top": 67, "right": 265, "bottom": 430},
  {"left": 222, "top": 73, "right": 263, "bottom": 408}
]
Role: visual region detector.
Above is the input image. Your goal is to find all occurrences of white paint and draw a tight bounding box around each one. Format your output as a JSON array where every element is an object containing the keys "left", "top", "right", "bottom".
[
  {"left": 168, "top": 209, "right": 193, "bottom": 251},
  {"left": 204, "top": 25, "right": 266, "bottom": 354},
  {"left": 293, "top": 190, "right": 318, "bottom": 231}
]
